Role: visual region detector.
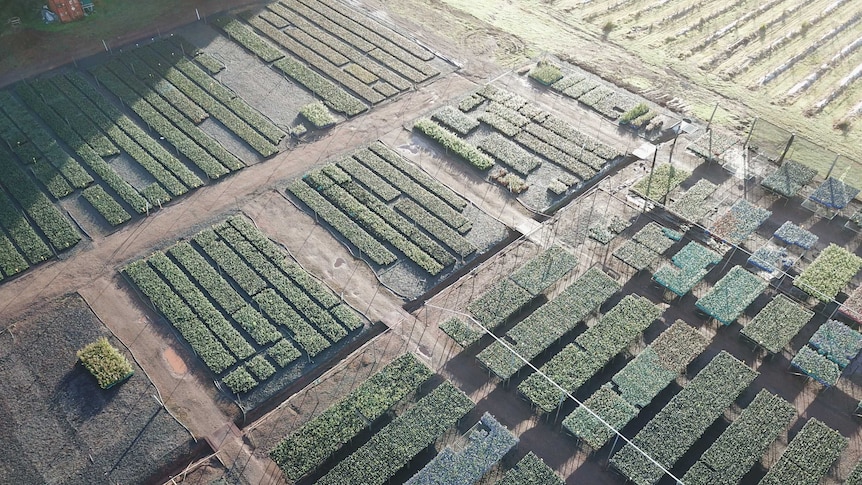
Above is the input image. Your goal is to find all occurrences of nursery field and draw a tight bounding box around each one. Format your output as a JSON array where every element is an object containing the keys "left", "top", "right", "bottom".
[
  {"left": 388, "top": 0, "right": 862, "bottom": 178},
  {"left": 4, "top": 0, "right": 862, "bottom": 484}
]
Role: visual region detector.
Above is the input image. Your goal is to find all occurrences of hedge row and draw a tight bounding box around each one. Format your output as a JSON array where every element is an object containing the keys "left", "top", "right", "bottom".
[
  {"left": 82, "top": 185, "right": 131, "bottom": 226},
  {"left": 0, "top": 144, "right": 80, "bottom": 252},
  {"left": 0, "top": 231, "right": 28, "bottom": 278},
  {"left": 168, "top": 241, "right": 246, "bottom": 314},
  {"left": 125, "top": 260, "right": 236, "bottom": 373},
  {"left": 148, "top": 252, "right": 256, "bottom": 360},
  {"left": 26, "top": 79, "right": 118, "bottom": 158},
  {"left": 342, "top": 180, "right": 454, "bottom": 269},
  {"left": 288, "top": 179, "right": 396, "bottom": 265},
  {"left": 247, "top": 15, "right": 384, "bottom": 105},
  {"left": 311, "top": 172, "right": 444, "bottom": 275},
  {"left": 194, "top": 229, "right": 268, "bottom": 296},
  {"left": 316, "top": 381, "right": 473, "bottom": 485},
  {"left": 479, "top": 132, "right": 542, "bottom": 176},
  {"left": 479, "top": 110, "right": 520, "bottom": 137},
  {"left": 16, "top": 81, "right": 150, "bottom": 213},
  {"left": 394, "top": 198, "right": 476, "bottom": 258},
  {"left": 431, "top": 105, "right": 480, "bottom": 136},
  {"left": 133, "top": 45, "right": 279, "bottom": 157},
  {"left": 337, "top": 157, "right": 401, "bottom": 202},
  {"left": 268, "top": 2, "right": 412, "bottom": 91},
  {"left": 354, "top": 147, "right": 471, "bottom": 233},
  {"left": 298, "top": 0, "right": 437, "bottom": 81},
  {"left": 49, "top": 75, "right": 190, "bottom": 198},
  {"left": 369, "top": 141, "right": 467, "bottom": 211},
  {"left": 94, "top": 64, "right": 236, "bottom": 179},
  {"left": 270, "top": 353, "right": 433, "bottom": 480},
  {"left": 515, "top": 130, "right": 594, "bottom": 181},
  {"left": 523, "top": 122, "right": 601, "bottom": 175},
  {"left": 0, "top": 111, "right": 72, "bottom": 198},
  {"left": 0, "top": 182, "right": 52, "bottom": 264},
  {"left": 213, "top": 15, "right": 284, "bottom": 63},
  {"left": 225, "top": 215, "right": 345, "bottom": 311},
  {"left": 274, "top": 57, "right": 367, "bottom": 116},
  {"left": 313, "top": 0, "right": 435, "bottom": 61},
  {"left": 214, "top": 222, "right": 349, "bottom": 341},
  {"left": 254, "top": 288, "right": 329, "bottom": 357},
  {"left": 66, "top": 72, "right": 205, "bottom": 190},
  {"left": 414, "top": 118, "right": 494, "bottom": 170},
  {"left": 152, "top": 40, "right": 286, "bottom": 146}
]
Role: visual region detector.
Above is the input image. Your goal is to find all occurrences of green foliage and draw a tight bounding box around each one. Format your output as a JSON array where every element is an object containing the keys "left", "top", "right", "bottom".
[
  {"left": 414, "top": 118, "right": 494, "bottom": 170},
  {"left": 741, "top": 295, "right": 814, "bottom": 354},
  {"left": 760, "top": 418, "right": 847, "bottom": 485},
  {"left": 214, "top": 15, "right": 284, "bottom": 63},
  {"left": 299, "top": 101, "right": 336, "bottom": 129},
  {"left": 288, "top": 179, "right": 397, "bottom": 266},
  {"left": 528, "top": 61, "right": 564, "bottom": 86},
  {"left": 795, "top": 243, "right": 862, "bottom": 302},
  {"left": 610, "top": 352, "right": 757, "bottom": 485},
  {"left": 761, "top": 159, "right": 817, "bottom": 197},
  {"left": 478, "top": 267, "right": 620, "bottom": 379},
  {"left": 620, "top": 103, "right": 650, "bottom": 124},
  {"left": 498, "top": 452, "right": 564, "bottom": 485},
  {"left": 82, "top": 185, "right": 131, "bottom": 226},
  {"left": 683, "top": 390, "right": 795, "bottom": 485},
  {"left": 124, "top": 260, "right": 236, "bottom": 374},
  {"left": 631, "top": 164, "right": 690, "bottom": 202},
  {"left": 696, "top": 266, "right": 767, "bottom": 325},
  {"left": 270, "top": 353, "right": 433, "bottom": 480},
  {"left": 431, "top": 105, "right": 480, "bottom": 135},
  {"left": 480, "top": 133, "right": 542, "bottom": 175},
  {"left": 77, "top": 337, "right": 134, "bottom": 389},
  {"left": 223, "top": 365, "right": 258, "bottom": 394},
  {"left": 266, "top": 339, "right": 301, "bottom": 368},
  {"left": 791, "top": 346, "right": 840, "bottom": 386},
  {"left": 510, "top": 246, "right": 578, "bottom": 295},
  {"left": 316, "top": 381, "right": 473, "bottom": 485},
  {"left": 274, "top": 57, "right": 367, "bottom": 116},
  {"left": 468, "top": 278, "right": 535, "bottom": 331},
  {"left": 439, "top": 317, "right": 482, "bottom": 348},
  {"left": 0, "top": 190, "right": 52, "bottom": 265},
  {"left": 358, "top": 145, "right": 471, "bottom": 232},
  {"left": 563, "top": 385, "right": 638, "bottom": 449}
]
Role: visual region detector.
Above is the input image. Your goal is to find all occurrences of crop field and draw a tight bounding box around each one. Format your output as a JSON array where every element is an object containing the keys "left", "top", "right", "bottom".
[
  {"left": 411, "top": 75, "right": 641, "bottom": 212},
  {"left": 568, "top": 0, "right": 862, "bottom": 138},
  {"left": 4, "top": 0, "right": 862, "bottom": 484},
  {"left": 0, "top": 0, "right": 455, "bottom": 285},
  {"left": 0, "top": 294, "right": 195, "bottom": 484},
  {"left": 287, "top": 141, "right": 510, "bottom": 298},
  {"left": 413, "top": 143, "right": 862, "bottom": 483},
  {"left": 123, "top": 214, "right": 372, "bottom": 409}
]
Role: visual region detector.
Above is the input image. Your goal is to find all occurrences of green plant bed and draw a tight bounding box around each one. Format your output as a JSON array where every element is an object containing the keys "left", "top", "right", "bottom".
[
  {"left": 299, "top": 101, "right": 336, "bottom": 129},
  {"left": 77, "top": 337, "right": 134, "bottom": 389}
]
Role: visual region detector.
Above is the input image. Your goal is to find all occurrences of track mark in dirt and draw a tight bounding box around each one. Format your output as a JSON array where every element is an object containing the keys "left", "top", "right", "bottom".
[
  {"left": 164, "top": 347, "right": 189, "bottom": 375},
  {"left": 459, "top": 27, "right": 527, "bottom": 65}
]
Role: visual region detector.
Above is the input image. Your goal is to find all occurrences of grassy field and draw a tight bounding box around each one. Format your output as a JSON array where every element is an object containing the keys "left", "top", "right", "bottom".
[{"left": 429, "top": 0, "right": 862, "bottom": 180}]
